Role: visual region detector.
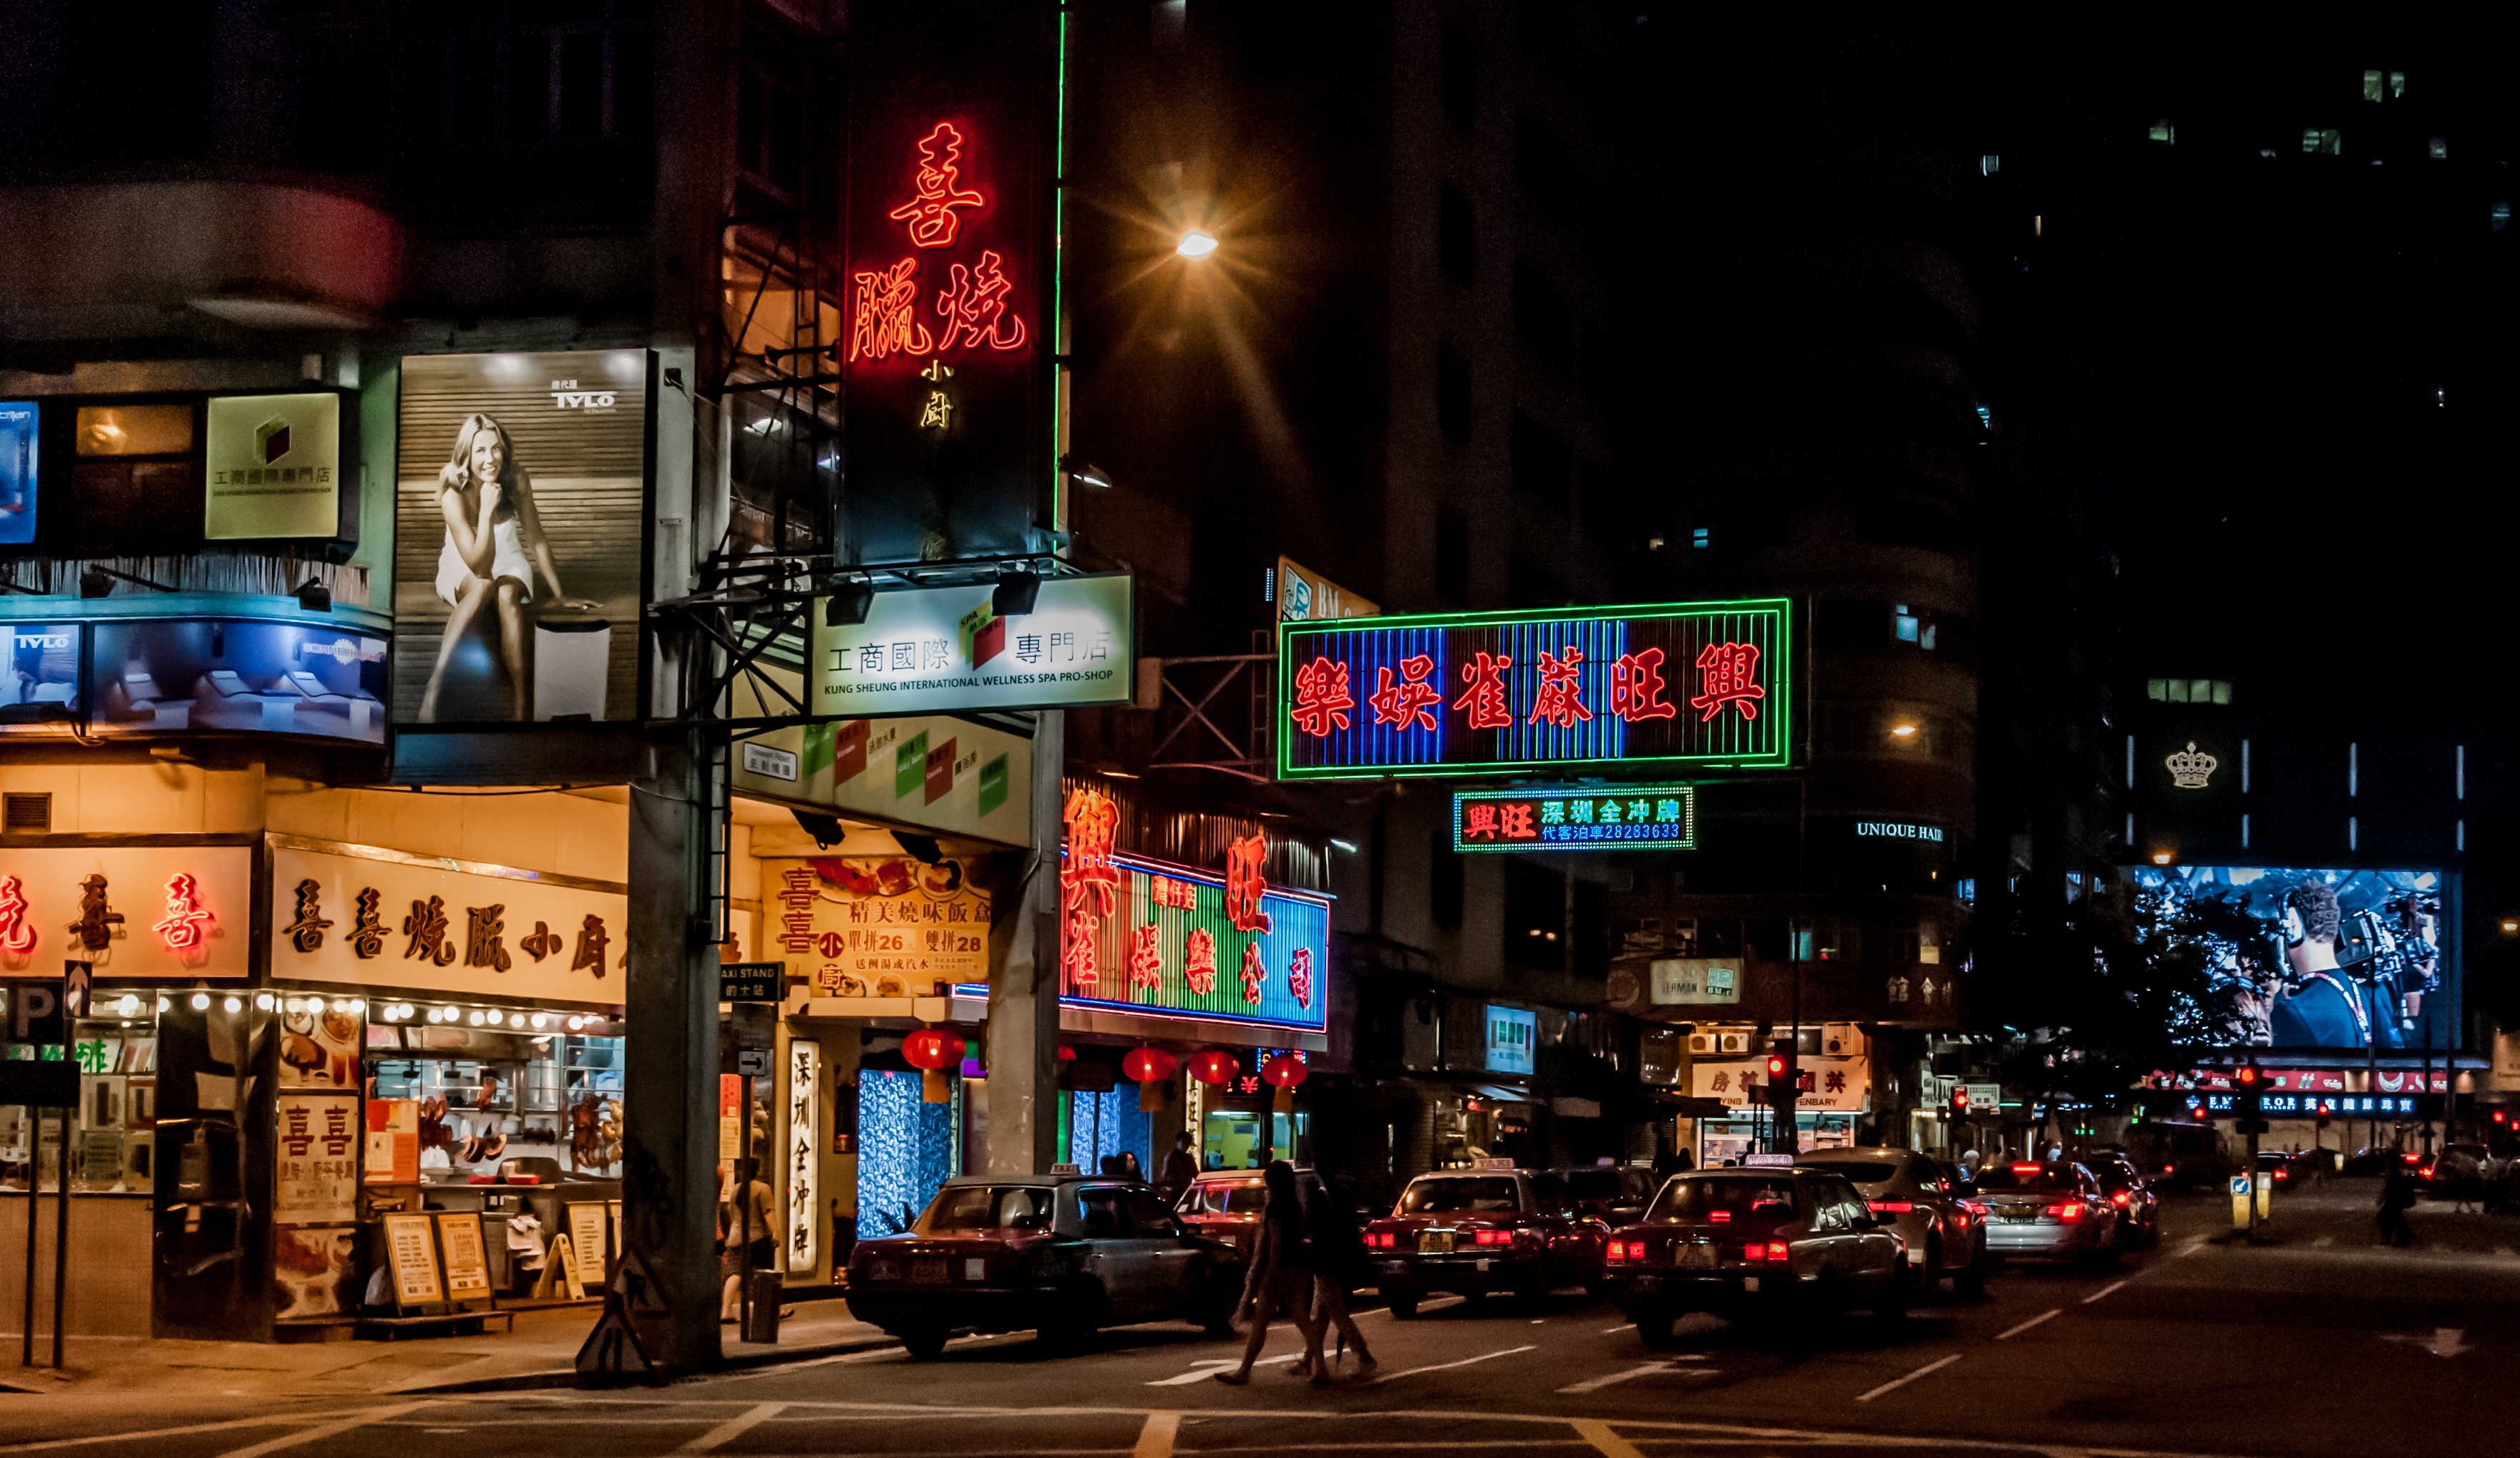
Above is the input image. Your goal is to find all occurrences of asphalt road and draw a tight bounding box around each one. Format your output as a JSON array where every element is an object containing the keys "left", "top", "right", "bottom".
[{"left": 6, "top": 1178, "right": 2516, "bottom": 1458}]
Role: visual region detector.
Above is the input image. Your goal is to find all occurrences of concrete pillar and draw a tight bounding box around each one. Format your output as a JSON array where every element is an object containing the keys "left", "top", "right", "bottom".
[
  {"left": 623, "top": 733, "right": 721, "bottom": 1368},
  {"left": 986, "top": 711, "right": 1065, "bottom": 1175}
]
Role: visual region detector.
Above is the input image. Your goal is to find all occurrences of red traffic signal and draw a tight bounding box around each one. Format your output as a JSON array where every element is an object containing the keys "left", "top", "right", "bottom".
[
  {"left": 2494, "top": 1110, "right": 2509, "bottom": 1126},
  {"left": 1950, "top": 1087, "right": 1970, "bottom": 1115},
  {"left": 1766, "top": 1053, "right": 1789, "bottom": 1082},
  {"left": 2234, "top": 1061, "right": 2262, "bottom": 1089}
]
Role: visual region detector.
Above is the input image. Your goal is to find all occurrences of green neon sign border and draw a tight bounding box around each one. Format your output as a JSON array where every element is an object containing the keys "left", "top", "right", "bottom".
[
  {"left": 1451, "top": 783, "right": 1699, "bottom": 853},
  {"left": 1275, "top": 597, "right": 1795, "bottom": 780}
]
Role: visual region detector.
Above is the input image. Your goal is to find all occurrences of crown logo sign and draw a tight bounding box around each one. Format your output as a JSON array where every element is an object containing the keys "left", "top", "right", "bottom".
[{"left": 2166, "top": 741, "right": 2217, "bottom": 789}]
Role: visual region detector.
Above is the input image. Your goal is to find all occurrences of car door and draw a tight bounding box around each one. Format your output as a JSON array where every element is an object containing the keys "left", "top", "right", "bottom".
[
  {"left": 1121, "top": 1186, "right": 1202, "bottom": 1314},
  {"left": 1076, "top": 1184, "right": 1159, "bottom": 1315}
]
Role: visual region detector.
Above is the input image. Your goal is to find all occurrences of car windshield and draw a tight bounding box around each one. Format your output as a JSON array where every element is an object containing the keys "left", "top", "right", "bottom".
[
  {"left": 1645, "top": 1176, "right": 1797, "bottom": 1222},
  {"left": 1564, "top": 1172, "right": 1625, "bottom": 1201},
  {"left": 1806, "top": 1160, "right": 1902, "bottom": 1186},
  {"left": 1975, "top": 1165, "right": 2081, "bottom": 1195},
  {"left": 1190, "top": 1182, "right": 1267, "bottom": 1215},
  {"left": 923, "top": 1185, "right": 1053, "bottom": 1232},
  {"left": 1401, "top": 1177, "right": 1521, "bottom": 1213}
]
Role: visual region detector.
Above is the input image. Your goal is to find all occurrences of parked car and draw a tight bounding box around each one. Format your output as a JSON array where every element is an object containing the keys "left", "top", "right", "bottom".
[
  {"left": 1796, "top": 1146, "right": 1990, "bottom": 1296},
  {"left": 1363, "top": 1164, "right": 1607, "bottom": 1314},
  {"left": 2420, "top": 1144, "right": 2489, "bottom": 1203},
  {"left": 1551, "top": 1162, "right": 1658, "bottom": 1228},
  {"left": 848, "top": 1172, "right": 1246, "bottom": 1358},
  {"left": 1970, "top": 1160, "right": 2118, "bottom": 1268},
  {"left": 2121, "top": 1122, "right": 2233, "bottom": 1190},
  {"left": 1173, "top": 1166, "right": 1368, "bottom": 1261},
  {"left": 1602, "top": 1166, "right": 1912, "bottom": 1344},
  {"left": 2081, "top": 1152, "right": 2161, "bottom": 1248}
]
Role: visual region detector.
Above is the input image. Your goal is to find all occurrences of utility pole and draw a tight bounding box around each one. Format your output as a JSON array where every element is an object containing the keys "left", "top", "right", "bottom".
[{"left": 986, "top": 711, "right": 1065, "bottom": 1175}]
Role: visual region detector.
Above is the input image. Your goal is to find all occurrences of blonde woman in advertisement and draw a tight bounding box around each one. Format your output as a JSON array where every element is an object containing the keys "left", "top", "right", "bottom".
[{"left": 418, "top": 413, "right": 596, "bottom": 721}]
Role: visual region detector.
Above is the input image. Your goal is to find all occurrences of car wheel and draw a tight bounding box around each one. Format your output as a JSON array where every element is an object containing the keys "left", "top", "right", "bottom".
[
  {"left": 1631, "top": 1308, "right": 1678, "bottom": 1346},
  {"left": 1383, "top": 1291, "right": 1419, "bottom": 1318},
  {"left": 899, "top": 1326, "right": 950, "bottom": 1360}
]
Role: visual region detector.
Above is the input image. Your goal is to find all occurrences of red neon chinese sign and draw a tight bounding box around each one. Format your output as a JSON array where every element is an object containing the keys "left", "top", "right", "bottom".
[
  {"left": 1288, "top": 657, "right": 1354, "bottom": 738},
  {"left": 935, "top": 251, "right": 1026, "bottom": 351},
  {"left": 1610, "top": 647, "right": 1678, "bottom": 721},
  {"left": 153, "top": 873, "right": 214, "bottom": 953},
  {"left": 887, "top": 122, "right": 988, "bottom": 248},
  {"left": 0, "top": 875, "right": 34, "bottom": 957},
  {"left": 1690, "top": 641, "right": 1766, "bottom": 723},
  {"left": 852, "top": 120, "right": 1032, "bottom": 369},
  {"left": 1061, "top": 787, "right": 1122, "bottom": 991},
  {"left": 1224, "top": 833, "right": 1273, "bottom": 934},
  {"left": 1367, "top": 654, "right": 1441, "bottom": 730},
  {"left": 1530, "top": 647, "right": 1593, "bottom": 729}
]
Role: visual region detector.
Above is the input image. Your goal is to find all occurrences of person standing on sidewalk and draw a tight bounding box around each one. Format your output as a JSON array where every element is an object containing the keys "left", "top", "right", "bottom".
[
  {"left": 2377, "top": 1162, "right": 2417, "bottom": 1247},
  {"left": 1161, "top": 1131, "right": 1200, "bottom": 1202},
  {"left": 1214, "top": 1161, "right": 1325, "bottom": 1386}
]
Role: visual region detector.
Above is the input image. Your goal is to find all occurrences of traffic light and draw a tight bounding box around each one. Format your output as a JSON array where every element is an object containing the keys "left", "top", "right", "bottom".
[
  {"left": 1950, "top": 1085, "right": 1970, "bottom": 1119},
  {"left": 2234, "top": 1059, "right": 2266, "bottom": 1135},
  {"left": 1766, "top": 1052, "right": 1789, "bottom": 1082},
  {"left": 2316, "top": 1100, "right": 2332, "bottom": 1131}
]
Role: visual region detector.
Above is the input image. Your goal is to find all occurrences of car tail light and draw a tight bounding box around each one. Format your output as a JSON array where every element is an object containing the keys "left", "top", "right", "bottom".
[
  {"left": 2112, "top": 1192, "right": 2130, "bottom": 1207},
  {"left": 1473, "top": 1228, "right": 1502, "bottom": 1246},
  {"left": 2043, "top": 1202, "right": 2083, "bottom": 1223},
  {"left": 2010, "top": 1162, "right": 2043, "bottom": 1175},
  {"left": 1963, "top": 1201, "right": 1990, "bottom": 1215},
  {"left": 1766, "top": 1240, "right": 1789, "bottom": 1261},
  {"left": 2163, "top": 1164, "right": 2174, "bottom": 1175},
  {"left": 1869, "top": 1200, "right": 1915, "bottom": 1214},
  {"left": 1513, "top": 1227, "right": 1542, "bottom": 1248},
  {"left": 1742, "top": 1243, "right": 1767, "bottom": 1262},
  {"left": 1608, "top": 1240, "right": 1635, "bottom": 1262},
  {"left": 1708, "top": 1210, "right": 1731, "bottom": 1224}
]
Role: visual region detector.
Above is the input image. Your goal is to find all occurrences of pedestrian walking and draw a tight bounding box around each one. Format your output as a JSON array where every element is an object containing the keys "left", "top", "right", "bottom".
[
  {"left": 1161, "top": 1132, "right": 1200, "bottom": 1202},
  {"left": 2377, "top": 1162, "right": 2417, "bottom": 1248},
  {"left": 1214, "top": 1160, "right": 1326, "bottom": 1386},
  {"left": 1290, "top": 1174, "right": 1377, "bottom": 1379}
]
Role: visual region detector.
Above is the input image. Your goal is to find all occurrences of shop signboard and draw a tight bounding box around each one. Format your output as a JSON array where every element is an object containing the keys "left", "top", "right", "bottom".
[
  {"left": 268, "top": 839, "right": 630, "bottom": 1005},
  {"left": 205, "top": 392, "right": 343, "bottom": 540},
  {"left": 0, "top": 620, "right": 79, "bottom": 726},
  {"left": 720, "top": 962, "right": 782, "bottom": 1003},
  {"left": 787, "top": 1039, "right": 821, "bottom": 1273},
  {"left": 1484, "top": 1006, "right": 1537, "bottom": 1076},
  {"left": 273, "top": 1092, "right": 360, "bottom": 1224},
  {"left": 1963, "top": 1082, "right": 2003, "bottom": 1112},
  {"left": 1453, "top": 784, "right": 1696, "bottom": 851},
  {"left": 1649, "top": 958, "right": 1740, "bottom": 1005},
  {"left": 0, "top": 844, "right": 254, "bottom": 980},
  {"left": 728, "top": 703, "right": 1032, "bottom": 848},
  {"left": 2126, "top": 866, "right": 2451, "bottom": 1051},
  {"left": 393, "top": 349, "right": 651, "bottom": 725},
  {"left": 381, "top": 1211, "right": 445, "bottom": 1308},
  {"left": 437, "top": 1212, "right": 493, "bottom": 1303},
  {"left": 1278, "top": 598, "right": 1793, "bottom": 779},
  {"left": 87, "top": 616, "right": 388, "bottom": 744},
  {"left": 1276, "top": 556, "right": 1379, "bottom": 622},
  {"left": 0, "top": 399, "right": 35, "bottom": 544},
  {"left": 1051, "top": 805, "right": 1331, "bottom": 1034},
  {"left": 807, "top": 575, "right": 1134, "bottom": 716},
  {"left": 1690, "top": 1055, "right": 1870, "bottom": 1112},
  {"left": 763, "top": 855, "right": 993, "bottom": 999},
  {"left": 842, "top": 0, "right": 1055, "bottom": 565}
]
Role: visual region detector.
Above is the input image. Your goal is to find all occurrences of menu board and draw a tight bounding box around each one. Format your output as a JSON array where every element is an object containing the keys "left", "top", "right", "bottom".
[
  {"left": 273, "top": 1092, "right": 361, "bottom": 1224},
  {"left": 568, "top": 1202, "right": 613, "bottom": 1283},
  {"left": 436, "top": 1212, "right": 492, "bottom": 1303},
  {"left": 382, "top": 1211, "right": 445, "bottom": 1307}
]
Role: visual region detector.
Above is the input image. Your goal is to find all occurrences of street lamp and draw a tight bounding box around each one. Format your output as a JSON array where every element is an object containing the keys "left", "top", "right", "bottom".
[{"left": 1176, "top": 230, "right": 1218, "bottom": 259}]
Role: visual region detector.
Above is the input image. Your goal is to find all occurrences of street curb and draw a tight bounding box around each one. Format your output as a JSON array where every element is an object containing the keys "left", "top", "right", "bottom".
[{"left": 394, "top": 1332, "right": 901, "bottom": 1393}]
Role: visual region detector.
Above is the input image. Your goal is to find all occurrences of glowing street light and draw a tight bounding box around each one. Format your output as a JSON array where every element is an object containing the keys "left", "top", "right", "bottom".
[{"left": 1176, "top": 230, "right": 1218, "bottom": 259}]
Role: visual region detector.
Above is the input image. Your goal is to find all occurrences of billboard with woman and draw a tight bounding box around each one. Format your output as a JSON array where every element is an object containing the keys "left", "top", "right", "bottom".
[{"left": 393, "top": 350, "right": 648, "bottom": 724}]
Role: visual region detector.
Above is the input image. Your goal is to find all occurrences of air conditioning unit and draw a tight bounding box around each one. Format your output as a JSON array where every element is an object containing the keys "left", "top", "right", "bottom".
[
  {"left": 1718, "top": 1031, "right": 1750, "bottom": 1054},
  {"left": 1687, "top": 1034, "right": 1717, "bottom": 1055},
  {"left": 1821, "top": 1022, "right": 1865, "bottom": 1056}
]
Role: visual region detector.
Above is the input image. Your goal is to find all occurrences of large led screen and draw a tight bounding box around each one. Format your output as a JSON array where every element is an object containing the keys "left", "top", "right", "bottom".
[
  {"left": 394, "top": 351, "right": 648, "bottom": 724},
  {"left": 89, "top": 618, "right": 386, "bottom": 744},
  {"left": 2129, "top": 866, "right": 2451, "bottom": 1052}
]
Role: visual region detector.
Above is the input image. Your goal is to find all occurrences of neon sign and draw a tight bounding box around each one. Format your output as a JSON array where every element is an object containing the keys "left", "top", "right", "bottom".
[
  {"left": 0, "top": 875, "right": 36, "bottom": 957},
  {"left": 887, "top": 122, "right": 987, "bottom": 248},
  {"left": 1453, "top": 784, "right": 1698, "bottom": 852},
  {"left": 848, "top": 120, "right": 1031, "bottom": 366},
  {"left": 1052, "top": 848, "right": 1330, "bottom": 1034},
  {"left": 153, "top": 872, "right": 214, "bottom": 953},
  {"left": 1278, "top": 599, "right": 1793, "bottom": 779}
]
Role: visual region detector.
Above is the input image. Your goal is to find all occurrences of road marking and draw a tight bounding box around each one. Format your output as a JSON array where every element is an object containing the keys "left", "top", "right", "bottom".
[
  {"left": 1370, "top": 1343, "right": 1537, "bottom": 1384},
  {"left": 1144, "top": 1353, "right": 1303, "bottom": 1386},
  {"left": 1601, "top": 1323, "right": 1635, "bottom": 1333},
  {"left": 2081, "top": 1280, "right": 2128, "bottom": 1305},
  {"left": 1133, "top": 1411, "right": 1181, "bottom": 1458},
  {"left": 2498, "top": 1247, "right": 2515, "bottom": 1258},
  {"left": 1995, "top": 1308, "right": 2061, "bottom": 1341},
  {"left": 673, "top": 1402, "right": 785, "bottom": 1454},
  {"left": 2380, "top": 1328, "right": 2470, "bottom": 1358},
  {"left": 1558, "top": 1362, "right": 1672, "bottom": 1394},
  {"left": 2174, "top": 1236, "right": 2208, "bottom": 1258},
  {"left": 1854, "top": 1353, "right": 1962, "bottom": 1403},
  {"left": 1572, "top": 1418, "right": 1651, "bottom": 1458},
  {"left": 0, "top": 1416, "right": 321, "bottom": 1455},
  {"left": 2313, "top": 1235, "right": 2335, "bottom": 1248},
  {"left": 215, "top": 1405, "right": 431, "bottom": 1458}
]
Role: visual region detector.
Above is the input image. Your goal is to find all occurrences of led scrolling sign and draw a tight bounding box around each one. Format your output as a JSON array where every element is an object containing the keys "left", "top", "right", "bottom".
[{"left": 1278, "top": 600, "right": 1792, "bottom": 779}]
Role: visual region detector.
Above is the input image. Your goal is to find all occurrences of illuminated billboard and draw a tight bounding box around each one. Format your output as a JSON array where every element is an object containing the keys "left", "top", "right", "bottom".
[
  {"left": 1278, "top": 599, "right": 1791, "bottom": 779},
  {"left": 2129, "top": 866, "right": 2452, "bottom": 1052},
  {"left": 89, "top": 618, "right": 386, "bottom": 744},
  {"left": 807, "top": 575, "right": 1133, "bottom": 716},
  {"left": 1451, "top": 784, "right": 1696, "bottom": 851}
]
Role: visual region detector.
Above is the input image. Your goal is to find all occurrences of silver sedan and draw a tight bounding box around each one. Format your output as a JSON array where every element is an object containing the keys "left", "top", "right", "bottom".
[
  {"left": 1799, "top": 1146, "right": 1990, "bottom": 1296},
  {"left": 1971, "top": 1160, "right": 2118, "bottom": 1267}
]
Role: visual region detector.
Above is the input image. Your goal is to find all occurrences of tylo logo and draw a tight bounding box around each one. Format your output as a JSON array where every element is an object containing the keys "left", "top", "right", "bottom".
[{"left": 549, "top": 378, "right": 618, "bottom": 411}]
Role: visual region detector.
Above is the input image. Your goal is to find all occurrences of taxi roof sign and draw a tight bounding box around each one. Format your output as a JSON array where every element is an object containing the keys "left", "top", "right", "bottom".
[
  {"left": 1475, "top": 1157, "right": 1517, "bottom": 1171},
  {"left": 1742, "top": 1153, "right": 1796, "bottom": 1168},
  {"left": 1050, "top": 1163, "right": 1083, "bottom": 1176}
]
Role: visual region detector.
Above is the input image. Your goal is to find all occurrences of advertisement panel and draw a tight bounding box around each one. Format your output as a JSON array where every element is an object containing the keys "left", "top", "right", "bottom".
[
  {"left": 0, "top": 845, "right": 255, "bottom": 980},
  {"left": 1, "top": 621, "right": 79, "bottom": 725},
  {"left": 0, "top": 400, "right": 35, "bottom": 544},
  {"left": 89, "top": 618, "right": 387, "bottom": 744},
  {"left": 1484, "top": 1006, "right": 1537, "bottom": 1075},
  {"left": 1690, "top": 1056, "right": 1870, "bottom": 1112},
  {"left": 1278, "top": 598, "right": 1792, "bottom": 779},
  {"left": 393, "top": 350, "right": 649, "bottom": 724},
  {"left": 2127, "top": 865, "right": 2451, "bottom": 1051},
  {"left": 1276, "top": 557, "right": 1378, "bottom": 622},
  {"left": 204, "top": 393, "right": 341, "bottom": 540},
  {"left": 728, "top": 689, "right": 1033, "bottom": 848},
  {"left": 269, "top": 840, "right": 629, "bottom": 1006},
  {"left": 843, "top": 1, "right": 1054, "bottom": 565},
  {"left": 1649, "top": 958, "right": 1740, "bottom": 1005},
  {"left": 1054, "top": 835, "right": 1330, "bottom": 1035},
  {"left": 761, "top": 856, "right": 992, "bottom": 998},
  {"left": 808, "top": 575, "right": 1132, "bottom": 716},
  {"left": 1453, "top": 784, "right": 1696, "bottom": 851}
]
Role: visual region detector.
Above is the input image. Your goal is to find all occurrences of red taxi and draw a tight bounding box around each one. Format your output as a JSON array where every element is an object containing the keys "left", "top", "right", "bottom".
[
  {"left": 1363, "top": 1162, "right": 1606, "bottom": 1316},
  {"left": 1602, "top": 1163, "right": 1910, "bottom": 1344}
]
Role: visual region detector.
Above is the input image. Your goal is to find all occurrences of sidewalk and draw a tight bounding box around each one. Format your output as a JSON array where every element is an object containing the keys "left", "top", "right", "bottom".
[{"left": 1, "top": 1296, "right": 896, "bottom": 1396}]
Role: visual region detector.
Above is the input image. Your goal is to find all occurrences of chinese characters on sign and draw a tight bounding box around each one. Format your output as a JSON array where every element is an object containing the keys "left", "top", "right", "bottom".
[
  {"left": 275, "top": 1092, "right": 361, "bottom": 1224},
  {"left": 849, "top": 121, "right": 1031, "bottom": 367},
  {"left": 767, "top": 857, "right": 993, "bottom": 998},
  {"left": 808, "top": 577, "right": 1135, "bottom": 716},
  {"left": 1278, "top": 599, "right": 1791, "bottom": 778},
  {"left": 269, "top": 845, "right": 628, "bottom": 1002},
  {"left": 1053, "top": 846, "right": 1331, "bottom": 1034},
  {"left": 1453, "top": 786, "right": 1698, "bottom": 852}
]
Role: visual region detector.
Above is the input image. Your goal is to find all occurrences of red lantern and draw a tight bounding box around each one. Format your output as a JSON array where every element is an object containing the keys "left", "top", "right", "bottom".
[
  {"left": 1057, "top": 1043, "right": 1078, "bottom": 1061},
  {"left": 1122, "top": 1046, "right": 1177, "bottom": 1084},
  {"left": 903, "top": 1029, "right": 964, "bottom": 1071},
  {"left": 1187, "top": 1049, "right": 1238, "bottom": 1087},
  {"left": 1261, "top": 1054, "right": 1308, "bottom": 1089}
]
